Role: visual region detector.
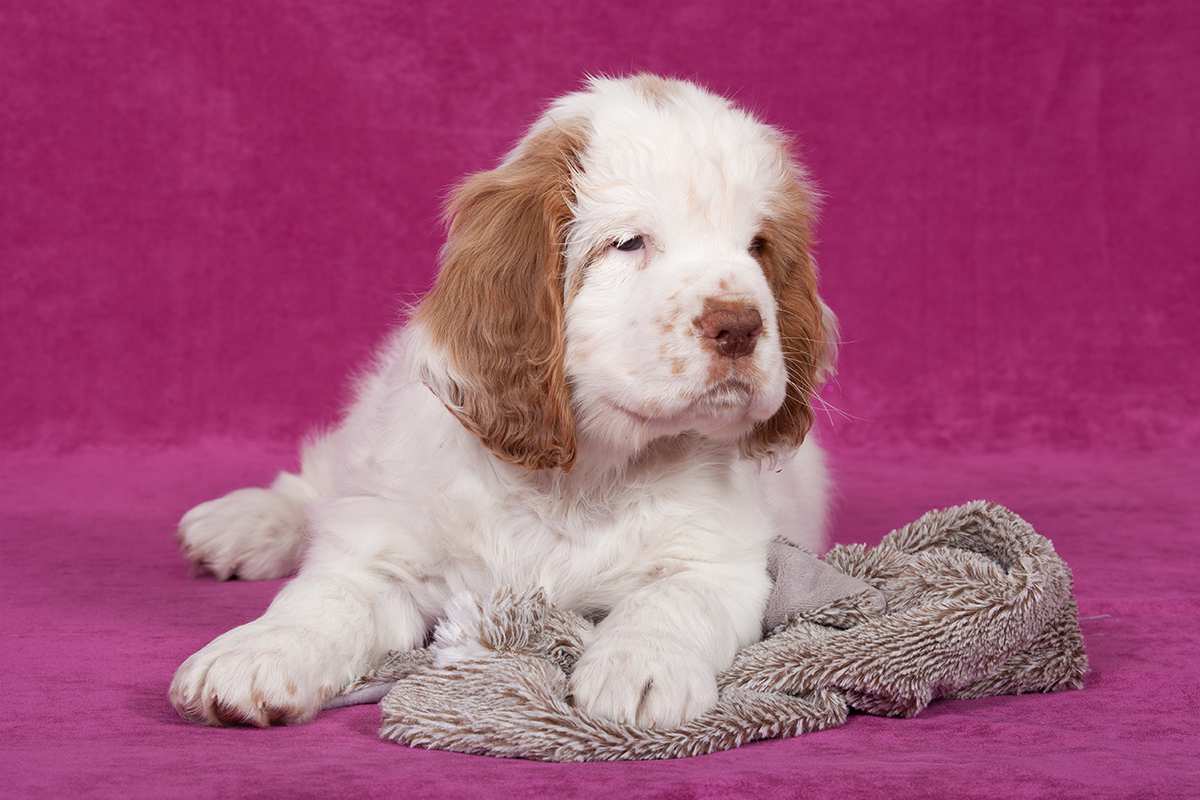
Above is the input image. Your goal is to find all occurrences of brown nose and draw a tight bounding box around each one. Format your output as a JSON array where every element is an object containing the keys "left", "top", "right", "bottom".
[{"left": 695, "top": 301, "right": 763, "bottom": 359}]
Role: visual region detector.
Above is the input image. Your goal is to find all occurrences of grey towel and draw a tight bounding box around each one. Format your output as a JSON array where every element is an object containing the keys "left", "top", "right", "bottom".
[{"left": 335, "top": 501, "right": 1087, "bottom": 761}]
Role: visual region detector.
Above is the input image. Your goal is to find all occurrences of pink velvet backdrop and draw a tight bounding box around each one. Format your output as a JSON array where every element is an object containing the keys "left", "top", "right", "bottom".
[
  {"left": 5, "top": 1, "right": 1197, "bottom": 451},
  {"left": 3, "top": 2, "right": 1199, "bottom": 799}
]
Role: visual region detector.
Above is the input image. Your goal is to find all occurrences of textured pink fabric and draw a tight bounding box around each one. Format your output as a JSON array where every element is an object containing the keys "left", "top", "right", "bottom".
[
  {"left": 2, "top": 1, "right": 1197, "bottom": 797},
  {"left": 3, "top": 444, "right": 1197, "bottom": 798}
]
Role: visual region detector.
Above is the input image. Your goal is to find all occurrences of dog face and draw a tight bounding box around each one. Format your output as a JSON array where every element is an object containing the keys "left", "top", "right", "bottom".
[{"left": 418, "top": 75, "right": 836, "bottom": 470}]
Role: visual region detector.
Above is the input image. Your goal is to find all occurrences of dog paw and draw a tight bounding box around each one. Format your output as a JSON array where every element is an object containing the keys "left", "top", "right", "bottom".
[
  {"left": 568, "top": 630, "right": 718, "bottom": 728},
  {"left": 169, "top": 621, "right": 336, "bottom": 726},
  {"left": 178, "top": 487, "right": 305, "bottom": 580}
]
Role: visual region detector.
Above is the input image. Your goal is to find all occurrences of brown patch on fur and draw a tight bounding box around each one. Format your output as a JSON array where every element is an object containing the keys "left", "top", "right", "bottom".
[
  {"left": 671, "top": 358, "right": 686, "bottom": 376},
  {"left": 630, "top": 73, "right": 676, "bottom": 108},
  {"left": 416, "top": 122, "right": 590, "bottom": 471},
  {"left": 743, "top": 166, "right": 829, "bottom": 460},
  {"left": 566, "top": 239, "right": 610, "bottom": 305},
  {"left": 707, "top": 359, "right": 729, "bottom": 385},
  {"left": 565, "top": 269, "right": 586, "bottom": 305},
  {"left": 213, "top": 697, "right": 260, "bottom": 727},
  {"left": 265, "top": 705, "right": 294, "bottom": 725}
]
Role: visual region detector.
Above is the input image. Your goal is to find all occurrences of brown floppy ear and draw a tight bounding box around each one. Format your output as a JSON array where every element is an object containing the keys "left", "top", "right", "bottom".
[
  {"left": 744, "top": 168, "right": 836, "bottom": 461},
  {"left": 415, "top": 123, "right": 588, "bottom": 471}
]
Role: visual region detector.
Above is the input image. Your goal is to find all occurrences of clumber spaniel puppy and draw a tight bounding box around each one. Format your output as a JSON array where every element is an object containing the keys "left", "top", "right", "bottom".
[{"left": 171, "top": 74, "right": 838, "bottom": 729}]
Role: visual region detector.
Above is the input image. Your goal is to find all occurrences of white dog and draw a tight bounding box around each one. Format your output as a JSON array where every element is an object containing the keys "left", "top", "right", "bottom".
[{"left": 171, "top": 74, "right": 838, "bottom": 729}]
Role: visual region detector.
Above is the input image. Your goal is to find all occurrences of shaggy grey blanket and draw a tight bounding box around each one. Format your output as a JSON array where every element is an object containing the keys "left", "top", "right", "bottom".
[{"left": 334, "top": 501, "right": 1088, "bottom": 761}]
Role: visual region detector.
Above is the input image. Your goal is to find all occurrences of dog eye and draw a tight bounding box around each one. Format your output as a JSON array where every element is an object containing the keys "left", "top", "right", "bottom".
[
  {"left": 613, "top": 235, "right": 644, "bottom": 252},
  {"left": 749, "top": 236, "right": 766, "bottom": 255}
]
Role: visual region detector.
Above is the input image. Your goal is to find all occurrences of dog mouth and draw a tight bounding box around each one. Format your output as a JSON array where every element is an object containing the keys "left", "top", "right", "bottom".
[
  {"left": 690, "top": 379, "right": 754, "bottom": 412},
  {"left": 609, "top": 379, "right": 757, "bottom": 426}
]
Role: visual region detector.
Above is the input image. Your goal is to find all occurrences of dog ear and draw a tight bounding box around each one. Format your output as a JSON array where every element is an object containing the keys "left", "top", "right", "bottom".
[
  {"left": 744, "top": 167, "right": 837, "bottom": 462},
  {"left": 416, "top": 123, "right": 588, "bottom": 471}
]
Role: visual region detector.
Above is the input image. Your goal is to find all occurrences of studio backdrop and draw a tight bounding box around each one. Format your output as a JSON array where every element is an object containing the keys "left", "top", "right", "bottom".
[{"left": 5, "top": 1, "right": 1196, "bottom": 453}]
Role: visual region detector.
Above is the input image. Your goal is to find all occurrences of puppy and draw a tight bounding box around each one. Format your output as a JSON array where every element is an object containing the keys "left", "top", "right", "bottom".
[{"left": 171, "top": 74, "right": 837, "bottom": 729}]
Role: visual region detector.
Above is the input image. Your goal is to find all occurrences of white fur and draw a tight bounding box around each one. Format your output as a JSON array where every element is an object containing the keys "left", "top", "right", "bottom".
[{"left": 172, "top": 76, "right": 835, "bottom": 729}]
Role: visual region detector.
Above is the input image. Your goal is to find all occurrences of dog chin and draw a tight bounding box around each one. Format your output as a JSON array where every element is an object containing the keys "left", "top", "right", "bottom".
[{"left": 608, "top": 385, "right": 778, "bottom": 443}]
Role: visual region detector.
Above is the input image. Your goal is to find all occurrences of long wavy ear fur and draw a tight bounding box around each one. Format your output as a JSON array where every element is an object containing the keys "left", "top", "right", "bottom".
[
  {"left": 744, "top": 164, "right": 836, "bottom": 462},
  {"left": 416, "top": 123, "right": 588, "bottom": 471}
]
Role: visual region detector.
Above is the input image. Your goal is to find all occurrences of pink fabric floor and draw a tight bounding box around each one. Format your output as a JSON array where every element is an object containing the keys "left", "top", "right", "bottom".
[
  {"left": 4, "top": 1, "right": 1198, "bottom": 797},
  {"left": 3, "top": 442, "right": 1197, "bottom": 798}
]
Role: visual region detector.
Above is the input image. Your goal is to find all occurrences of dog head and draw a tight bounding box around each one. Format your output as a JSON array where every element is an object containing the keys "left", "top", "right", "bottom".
[{"left": 417, "top": 75, "right": 837, "bottom": 471}]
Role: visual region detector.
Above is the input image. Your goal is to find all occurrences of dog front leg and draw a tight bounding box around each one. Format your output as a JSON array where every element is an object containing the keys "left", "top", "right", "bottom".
[
  {"left": 170, "top": 497, "right": 427, "bottom": 725},
  {"left": 569, "top": 558, "right": 770, "bottom": 728}
]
